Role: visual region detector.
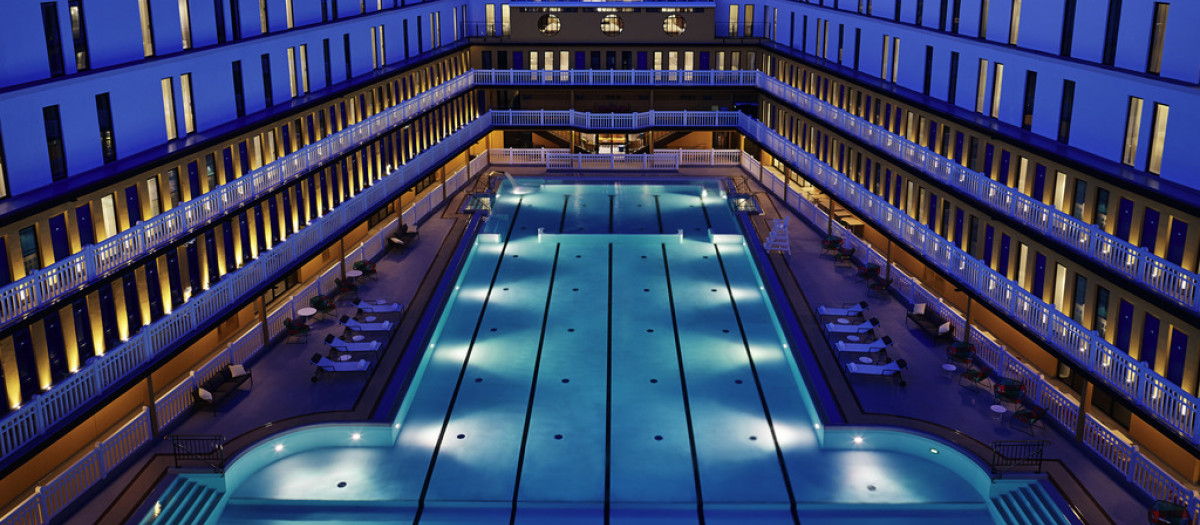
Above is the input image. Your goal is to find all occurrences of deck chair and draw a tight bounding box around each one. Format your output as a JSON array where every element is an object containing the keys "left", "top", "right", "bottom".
[
  {"left": 339, "top": 314, "right": 393, "bottom": 332},
  {"left": 846, "top": 358, "right": 908, "bottom": 386},
  {"left": 1010, "top": 403, "right": 1047, "bottom": 435},
  {"left": 310, "top": 353, "right": 371, "bottom": 382},
  {"left": 825, "top": 317, "right": 880, "bottom": 334},
  {"left": 352, "top": 298, "right": 404, "bottom": 313},
  {"left": 834, "top": 246, "right": 856, "bottom": 263},
  {"left": 324, "top": 333, "right": 381, "bottom": 353},
  {"left": 817, "top": 301, "right": 869, "bottom": 317},
  {"left": 836, "top": 336, "right": 893, "bottom": 354},
  {"left": 960, "top": 364, "right": 995, "bottom": 389}
]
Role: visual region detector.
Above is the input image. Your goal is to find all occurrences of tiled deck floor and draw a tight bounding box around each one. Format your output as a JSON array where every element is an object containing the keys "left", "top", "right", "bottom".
[{"left": 63, "top": 169, "right": 1148, "bottom": 524}]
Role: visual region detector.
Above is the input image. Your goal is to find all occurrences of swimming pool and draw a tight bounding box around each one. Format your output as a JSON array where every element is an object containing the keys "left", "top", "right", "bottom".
[{"left": 156, "top": 178, "right": 1067, "bottom": 524}]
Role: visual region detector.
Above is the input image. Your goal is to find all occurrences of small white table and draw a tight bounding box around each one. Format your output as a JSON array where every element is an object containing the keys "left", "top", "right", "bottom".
[
  {"left": 297, "top": 307, "right": 318, "bottom": 319},
  {"left": 858, "top": 356, "right": 874, "bottom": 364},
  {"left": 837, "top": 318, "right": 852, "bottom": 324},
  {"left": 365, "top": 316, "right": 377, "bottom": 322},
  {"left": 338, "top": 354, "right": 353, "bottom": 362},
  {"left": 346, "top": 269, "right": 363, "bottom": 280},
  {"left": 352, "top": 335, "right": 365, "bottom": 342},
  {"left": 941, "top": 363, "right": 957, "bottom": 377},
  {"left": 989, "top": 404, "right": 1007, "bottom": 421},
  {"left": 845, "top": 335, "right": 861, "bottom": 342}
]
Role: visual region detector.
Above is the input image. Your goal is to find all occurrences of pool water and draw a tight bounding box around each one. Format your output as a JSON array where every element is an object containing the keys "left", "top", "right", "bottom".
[{"left": 207, "top": 179, "right": 1026, "bottom": 524}]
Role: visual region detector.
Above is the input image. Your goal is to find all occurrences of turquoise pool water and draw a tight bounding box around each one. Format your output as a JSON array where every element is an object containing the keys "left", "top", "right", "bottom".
[{"left": 190, "top": 179, "right": 1042, "bottom": 524}]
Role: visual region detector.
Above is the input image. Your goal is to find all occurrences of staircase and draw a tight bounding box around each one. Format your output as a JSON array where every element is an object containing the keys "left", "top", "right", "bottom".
[
  {"left": 140, "top": 476, "right": 225, "bottom": 525},
  {"left": 764, "top": 217, "right": 791, "bottom": 254},
  {"left": 989, "top": 481, "right": 1073, "bottom": 525}
]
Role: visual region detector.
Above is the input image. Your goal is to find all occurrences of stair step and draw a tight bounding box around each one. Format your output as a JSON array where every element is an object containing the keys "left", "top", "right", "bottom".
[
  {"left": 153, "top": 481, "right": 198, "bottom": 524},
  {"left": 1009, "top": 489, "right": 1037, "bottom": 525},
  {"left": 171, "top": 487, "right": 214, "bottom": 525},
  {"left": 1024, "top": 484, "right": 1070, "bottom": 525}
]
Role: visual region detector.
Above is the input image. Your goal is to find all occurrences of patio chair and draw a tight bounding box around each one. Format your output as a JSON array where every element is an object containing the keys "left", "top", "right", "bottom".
[
  {"left": 324, "top": 333, "right": 381, "bottom": 353},
  {"left": 334, "top": 277, "right": 358, "bottom": 294},
  {"left": 820, "top": 235, "right": 843, "bottom": 252},
  {"left": 960, "top": 364, "right": 995, "bottom": 388},
  {"left": 825, "top": 317, "right": 880, "bottom": 334},
  {"left": 309, "top": 295, "right": 336, "bottom": 316},
  {"left": 283, "top": 318, "right": 311, "bottom": 343},
  {"left": 339, "top": 314, "right": 393, "bottom": 332},
  {"left": 353, "top": 260, "right": 378, "bottom": 279},
  {"left": 993, "top": 380, "right": 1026, "bottom": 407},
  {"left": 310, "top": 353, "right": 371, "bottom": 382},
  {"left": 946, "top": 342, "right": 975, "bottom": 364},
  {"left": 834, "top": 246, "right": 856, "bottom": 263},
  {"left": 835, "top": 335, "right": 893, "bottom": 354},
  {"left": 854, "top": 264, "right": 881, "bottom": 281},
  {"left": 867, "top": 277, "right": 893, "bottom": 294},
  {"left": 351, "top": 298, "right": 404, "bottom": 313},
  {"left": 845, "top": 358, "right": 908, "bottom": 386},
  {"left": 1010, "top": 403, "right": 1047, "bottom": 435},
  {"left": 817, "top": 301, "right": 869, "bottom": 317}
]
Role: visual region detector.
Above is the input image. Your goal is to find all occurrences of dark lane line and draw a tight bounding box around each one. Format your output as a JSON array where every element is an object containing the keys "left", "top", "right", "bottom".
[
  {"left": 699, "top": 196, "right": 713, "bottom": 230},
  {"left": 654, "top": 195, "right": 664, "bottom": 233},
  {"left": 604, "top": 243, "right": 614, "bottom": 525},
  {"left": 508, "top": 244, "right": 562, "bottom": 525},
  {"left": 609, "top": 194, "right": 615, "bottom": 233},
  {"left": 412, "top": 199, "right": 524, "bottom": 524},
  {"left": 713, "top": 244, "right": 801, "bottom": 525},
  {"left": 559, "top": 194, "right": 570, "bottom": 234},
  {"left": 660, "top": 244, "right": 706, "bottom": 525}
]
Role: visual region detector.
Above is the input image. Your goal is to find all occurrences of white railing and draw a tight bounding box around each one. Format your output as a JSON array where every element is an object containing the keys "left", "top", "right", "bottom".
[
  {"left": 0, "top": 110, "right": 491, "bottom": 463},
  {"left": 0, "top": 155, "right": 489, "bottom": 525},
  {"left": 0, "top": 73, "right": 476, "bottom": 333},
  {"left": 471, "top": 69, "right": 1199, "bottom": 310},
  {"left": 738, "top": 150, "right": 1200, "bottom": 521}
]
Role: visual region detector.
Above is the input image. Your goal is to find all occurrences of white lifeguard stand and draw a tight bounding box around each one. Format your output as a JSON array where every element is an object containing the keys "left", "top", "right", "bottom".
[{"left": 764, "top": 217, "right": 791, "bottom": 255}]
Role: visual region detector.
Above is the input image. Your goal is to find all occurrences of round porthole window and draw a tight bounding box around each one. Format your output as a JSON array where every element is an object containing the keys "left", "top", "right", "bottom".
[
  {"left": 538, "top": 14, "right": 561, "bottom": 36},
  {"left": 600, "top": 14, "right": 623, "bottom": 36},
  {"left": 663, "top": 15, "right": 686, "bottom": 36}
]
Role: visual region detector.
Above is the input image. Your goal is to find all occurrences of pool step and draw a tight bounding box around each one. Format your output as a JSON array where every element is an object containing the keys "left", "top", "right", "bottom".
[
  {"left": 990, "top": 481, "right": 1072, "bottom": 525},
  {"left": 141, "top": 476, "right": 225, "bottom": 525}
]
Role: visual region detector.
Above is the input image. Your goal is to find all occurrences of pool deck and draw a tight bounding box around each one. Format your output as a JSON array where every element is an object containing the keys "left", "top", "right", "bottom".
[{"left": 63, "top": 169, "right": 1147, "bottom": 524}]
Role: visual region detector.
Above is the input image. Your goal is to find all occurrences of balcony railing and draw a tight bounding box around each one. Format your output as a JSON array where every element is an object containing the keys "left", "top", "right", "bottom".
[{"left": 471, "top": 69, "right": 1199, "bottom": 310}]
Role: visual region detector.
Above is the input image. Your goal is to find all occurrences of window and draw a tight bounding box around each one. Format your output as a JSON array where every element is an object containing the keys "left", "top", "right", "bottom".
[
  {"left": 300, "top": 44, "right": 309, "bottom": 93},
  {"left": 1122, "top": 97, "right": 1143, "bottom": 166},
  {"left": 146, "top": 177, "right": 161, "bottom": 216},
  {"left": 729, "top": 4, "right": 739, "bottom": 36},
  {"left": 922, "top": 45, "right": 933, "bottom": 94},
  {"left": 369, "top": 28, "right": 377, "bottom": 69},
  {"left": 1094, "top": 188, "right": 1110, "bottom": 228},
  {"left": 947, "top": 51, "right": 959, "bottom": 104},
  {"left": 323, "top": 38, "right": 332, "bottom": 87},
  {"left": 230, "top": 0, "right": 242, "bottom": 39},
  {"left": 378, "top": 25, "right": 386, "bottom": 66},
  {"left": 975, "top": 59, "right": 988, "bottom": 113},
  {"left": 1020, "top": 70, "right": 1036, "bottom": 130},
  {"left": 990, "top": 62, "right": 1003, "bottom": 117},
  {"left": 67, "top": 0, "right": 89, "bottom": 71},
  {"left": 1071, "top": 275, "right": 1088, "bottom": 324},
  {"left": 1072, "top": 179, "right": 1088, "bottom": 220},
  {"left": 485, "top": 4, "right": 496, "bottom": 36},
  {"left": 1147, "top": 103, "right": 1169, "bottom": 174},
  {"left": 287, "top": 47, "right": 297, "bottom": 97},
  {"left": 1053, "top": 264, "right": 1068, "bottom": 314},
  {"left": 285, "top": 0, "right": 294, "bottom": 28},
  {"left": 178, "top": 0, "right": 192, "bottom": 49},
  {"left": 601, "top": 15, "right": 623, "bottom": 36},
  {"left": 19, "top": 226, "right": 40, "bottom": 275},
  {"left": 501, "top": 4, "right": 510, "bottom": 36},
  {"left": 538, "top": 14, "right": 561, "bottom": 36},
  {"left": 1147, "top": 3, "right": 1168, "bottom": 74},
  {"left": 662, "top": 15, "right": 686, "bottom": 38},
  {"left": 1102, "top": 0, "right": 1122, "bottom": 65},
  {"left": 1008, "top": 0, "right": 1021, "bottom": 44},
  {"left": 43, "top": 105, "right": 66, "bottom": 181},
  {"left": 1058, "top": 80, "right": 1075, "bottom": 143},
  {"left": 181, "top": 73, "right": 195, "bottom": 134},
  {"left": 261, "top": 54, "right": 273, "bottom": 107},
  {"left": 161, "top": 77, "right": 177, "bottom": 140},
  {"left": 100, "top": 194, "right": 117, "bottom": 239},
  {"left": 232, "top": 61, "right": 245, "bottom": 118},
  {"left": 744, "top": 4, "right": 754, "bottom": 37},
  {"left": 96, "top": 93, "right": 116, "bottom": 163},
  {"left": 0, "top": 122, "right": 8, "bottom": 198},
  {"left": 139, "top": 0, "right": 155, "bottom": 57},
  {"left": 1060, "top": 0, "right": 1077, "bottom": 56},
  {"left": 259, "top": 0, "right": 269, "bottom": 33},
  {"left": 343, "top": 33, "right": 352, "bottom": 79},
  {"left": 978, "top": 0, "right": 989, "bottom": 38},
  {"left": 41, "top": 2, "right": 65, "bottom": 77},
  {"left": 214, "top": 0, "right": 226, "bottom": 43}
]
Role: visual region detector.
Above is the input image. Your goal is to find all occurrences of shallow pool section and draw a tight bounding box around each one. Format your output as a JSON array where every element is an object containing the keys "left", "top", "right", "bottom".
[{"left": 192, "top": 179, "right": 1057, "bottom": 524}]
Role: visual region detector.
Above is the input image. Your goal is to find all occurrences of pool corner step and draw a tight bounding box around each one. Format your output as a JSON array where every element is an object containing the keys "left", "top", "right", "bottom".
[
  {"left": 989, "top": 480, "right": 1072, "bottom": 525},
  {"left": 139, "top": 475, "right": 226, "bottom": 525}
]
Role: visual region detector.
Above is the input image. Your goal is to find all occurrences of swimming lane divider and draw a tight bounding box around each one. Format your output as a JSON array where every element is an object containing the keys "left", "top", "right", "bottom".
[
  {"left": 508, "top": 244, "right": 562, "bottom": 525},
  {"left": 604, "top": 243, "right": 614, "bottom": 524},
  {"left": 660, "top": 244, "right": 707, "bottom": 525},
  {"left": 713, "top": 245, "right": 801, "bottom": 525},
  {"left": 609, "top": 194, "right": 616, "bottom": 233},
  {"left": 412, "top": 199, "right": 525, "bottom": 524}
]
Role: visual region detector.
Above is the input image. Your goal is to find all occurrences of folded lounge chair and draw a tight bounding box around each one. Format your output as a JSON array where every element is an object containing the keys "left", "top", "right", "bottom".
[
  {"left": 825, "top": 317, "right": 880, "bottom": 334},
  {"left": 835, "top": 336, "right": 892, "bottom": 354},
  {"left": 1010, "top": 403, "right": 1047, "bottom": 434},
  {"left": 817, "top": 301, "right": 869, "bottom": 317},
  {"left": 339, "top": 314, "right": 393, "bottom": 332},
  {"left": 845, "top": 358, "right": 908, "bottom": 386},
  {"left": 324, "top": 333, "right": 381, "bottom": 353},
  {"left": 352, "top": 298, "right": 404, "bottom": 313},
  {"left": 310, "top": 353, "right": 371, "bottom": 382}
]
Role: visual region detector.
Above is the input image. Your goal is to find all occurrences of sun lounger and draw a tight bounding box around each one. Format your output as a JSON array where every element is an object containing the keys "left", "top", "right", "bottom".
[
  {"left": 324, "top": 333, "right": 381, "bottom": 352},
  {"left": 825, "top": 317, "right": 880, "bottom": 334},
  {"left": 339, "top": 315, "right": 393, "bottom": 332},
  {"left": 310, "top": 353, "right": 371, "bottom": 382},
  {"left": 352, "top": 298, "right": 404, "bottom": 313},
  {"left": 835, "top": 336, "right": 892, "bottom": 354},
  {"left": 845, "top": 359, "right": 908, "bottom": 385},
  {"left": 817, "top": 301, "right": 869, "bottom": 317}
]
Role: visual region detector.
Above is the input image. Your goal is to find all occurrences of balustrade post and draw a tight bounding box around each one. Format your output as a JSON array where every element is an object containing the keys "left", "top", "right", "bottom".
[{"left": 145, "top": 375, "right": 159, "bottom": 438}]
